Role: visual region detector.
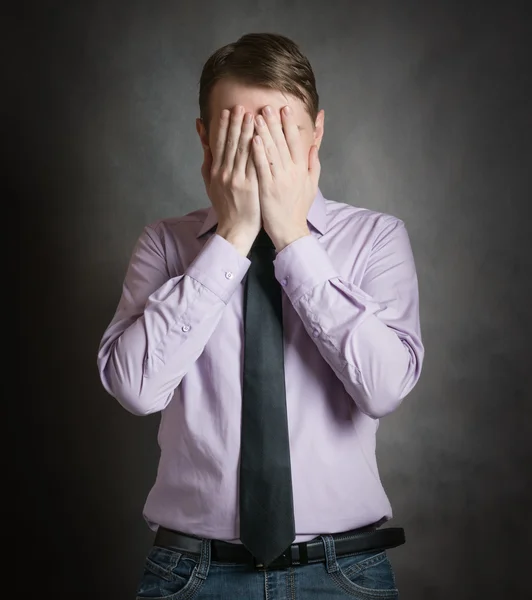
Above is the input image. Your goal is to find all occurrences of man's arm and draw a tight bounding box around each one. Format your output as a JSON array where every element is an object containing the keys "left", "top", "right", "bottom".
[
  {"left": 274, "top": 216, "right": 424, "bottom": 418},
  {"left": 98, "top": 105, "right": 263, "bottom": 416},
  {"left": 97, "top": 225, "right": 250, "bottom": 415}
]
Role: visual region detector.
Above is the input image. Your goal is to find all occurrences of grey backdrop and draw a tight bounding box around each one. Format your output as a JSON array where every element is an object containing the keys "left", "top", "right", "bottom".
[{"left": 15, "top": 1, "right": 531, "bottom": 599}]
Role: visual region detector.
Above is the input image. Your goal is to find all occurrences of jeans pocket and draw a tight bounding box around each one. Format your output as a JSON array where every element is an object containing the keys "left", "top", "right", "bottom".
[
  {"left": 135, "top": 546, "right": 202, "bottom": 599},
  {"left": 332, "top": 551, "right": 399, "bottom": 599}
]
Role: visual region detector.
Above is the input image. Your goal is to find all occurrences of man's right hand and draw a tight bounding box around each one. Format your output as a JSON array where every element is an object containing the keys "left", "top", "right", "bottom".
[{"left": 201, "top": 105, "right": 261, "bottom": 257}]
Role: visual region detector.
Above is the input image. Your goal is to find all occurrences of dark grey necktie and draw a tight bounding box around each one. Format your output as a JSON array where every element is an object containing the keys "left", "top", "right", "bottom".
[{"left": 239, "top": 228, "right": 296, "bottom": 567}]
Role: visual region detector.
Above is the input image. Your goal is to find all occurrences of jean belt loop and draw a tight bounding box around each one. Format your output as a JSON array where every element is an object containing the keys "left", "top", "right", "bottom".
[
  {"left": 320, "top": 534, "right": 339, "bottom": 574},
  {"left": 195, "top": 538, "right": 211, "bottom": 580}
]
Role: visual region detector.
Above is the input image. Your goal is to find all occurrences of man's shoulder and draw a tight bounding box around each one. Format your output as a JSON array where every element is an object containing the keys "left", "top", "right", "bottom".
[
  {"left": 144, "top": 206, "right": 211, "bottom": 239},
  {"left": 325, "top": 198, "right": 404, "bottom": 232}
]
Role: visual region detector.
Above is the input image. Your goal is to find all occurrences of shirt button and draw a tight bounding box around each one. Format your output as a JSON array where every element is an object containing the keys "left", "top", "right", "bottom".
[
  {"left": 182, "top": 325, "right": 191, "bottom": 332},
  {"left": 312, "top": 329, "right": 320, "bottom": 337},
  {"left": 281, "top": 278, "right": 288, "bottom": 286},
  {"left": 225, "top": 271, "right": 234, "bottom": 280}
]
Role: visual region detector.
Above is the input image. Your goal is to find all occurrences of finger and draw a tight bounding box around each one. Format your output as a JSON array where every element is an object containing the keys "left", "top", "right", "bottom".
[
  {"left": 222, "top": 105, "right": 245, "bottom": 172},
  {"left": 254, "top": 114, "right": 281, "bottom": 176},
  {"left": 245, "top": 148, "right": 257, "bottom": 179},
  {"left": 212, "top": 109, "right": 230, "bottom": 171},
  {"left": 251, "top": 135, "right": 272, "bottom": 187},
  {"left": 281, "top": 105, "right": 305, "bottom": 165},
  {"left": 261, "top": 106, "right": 291, "bottom": 167},
  {"left": 233, "top": 112, "right": 255, "bottom": 176}
]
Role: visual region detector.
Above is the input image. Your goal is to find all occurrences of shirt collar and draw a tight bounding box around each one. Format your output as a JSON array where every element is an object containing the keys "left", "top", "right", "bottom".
[{"left": 196, "top": 186, "right": 328, "bottom": 238}]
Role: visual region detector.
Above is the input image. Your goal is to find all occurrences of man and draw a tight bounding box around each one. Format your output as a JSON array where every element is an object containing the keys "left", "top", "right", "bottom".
[{"left": 97, "top": 32, "right": 424, "bottom": 599}]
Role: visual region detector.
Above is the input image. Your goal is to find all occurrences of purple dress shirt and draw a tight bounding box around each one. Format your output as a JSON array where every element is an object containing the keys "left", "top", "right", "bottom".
[{"left": 97, "top": 187, "right": 424, "bottom": 543}]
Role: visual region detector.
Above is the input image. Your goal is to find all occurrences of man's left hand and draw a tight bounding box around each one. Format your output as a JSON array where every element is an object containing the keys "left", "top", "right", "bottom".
[{"left": 251, "top": 105, "right": 321, "bottom": 252}]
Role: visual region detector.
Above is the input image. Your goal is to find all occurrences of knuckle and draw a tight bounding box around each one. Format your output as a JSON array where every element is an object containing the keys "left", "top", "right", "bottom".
[{"left": 230, "top": 173, "right": 244, "bottom": 188}]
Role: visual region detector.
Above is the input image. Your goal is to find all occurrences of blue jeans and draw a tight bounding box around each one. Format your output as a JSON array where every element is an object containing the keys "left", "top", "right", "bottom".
[{"left": 135, "top": 534, "right": 399, "bottom": 599}]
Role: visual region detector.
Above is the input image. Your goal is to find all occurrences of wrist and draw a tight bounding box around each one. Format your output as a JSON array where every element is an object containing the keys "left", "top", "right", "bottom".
[
  {"left": 270, "top": 225, "right": 311, "bottom": 253},
  {"left": 216, "top": 225, "right": 257, "bottom": 257}
]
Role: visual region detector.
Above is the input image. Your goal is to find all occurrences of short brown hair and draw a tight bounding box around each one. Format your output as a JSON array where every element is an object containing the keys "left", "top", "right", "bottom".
[{"left": 198, "top": 33, "right": 319, "bottom": 134}]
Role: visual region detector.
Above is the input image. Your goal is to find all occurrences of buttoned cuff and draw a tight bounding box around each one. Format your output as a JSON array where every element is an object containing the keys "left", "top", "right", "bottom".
[
  {"left": 186, "top": 234, "right": 251, "bottom": 303},
  {"left": 274, "top": 234, "right": 338, "bottom": 303}
]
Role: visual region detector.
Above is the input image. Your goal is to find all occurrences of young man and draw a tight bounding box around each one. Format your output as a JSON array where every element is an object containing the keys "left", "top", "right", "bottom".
[{"left": 97, "top": 32, "right": 424, "bottom": 599}]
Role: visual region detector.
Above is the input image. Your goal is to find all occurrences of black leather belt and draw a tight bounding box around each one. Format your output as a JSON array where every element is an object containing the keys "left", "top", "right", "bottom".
[{"left": 154, "top": 523, "right": 405, "bottom": 570}]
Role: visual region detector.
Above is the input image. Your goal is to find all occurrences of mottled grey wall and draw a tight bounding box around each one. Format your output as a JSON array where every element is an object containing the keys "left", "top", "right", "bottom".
[{"left": 15, "top": 1, "right": 531, "bottom": 598}]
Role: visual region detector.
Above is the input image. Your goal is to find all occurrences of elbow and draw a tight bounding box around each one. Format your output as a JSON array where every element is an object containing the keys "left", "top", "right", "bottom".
[
  {"left": 101, "top": 370, "right": 155, "bottom": 416},
  {"left": 113, "top": 385, "right": 157, "bottom": 416},
  {"left": 97, "top": 355, "right": 165, "bottom": 417},
  {"left": 351, "top": 369, "right": 416, "bottom": 419},
  {"left": 358, "top": 390, "right": 403, "bottom": 419}
]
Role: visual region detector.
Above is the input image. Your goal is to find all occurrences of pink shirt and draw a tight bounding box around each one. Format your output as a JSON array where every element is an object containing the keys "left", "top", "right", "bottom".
[{"left": 97, "top": 187, "right": 424, "bottom": 543}]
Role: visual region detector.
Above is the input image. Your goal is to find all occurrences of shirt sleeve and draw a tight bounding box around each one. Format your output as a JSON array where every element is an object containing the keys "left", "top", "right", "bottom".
[
  {"left": 97, "top": 227, "right": 250, "bottom": 415},
  {"left": 274, "top": 217, "right": 424, "bottom": 418}
]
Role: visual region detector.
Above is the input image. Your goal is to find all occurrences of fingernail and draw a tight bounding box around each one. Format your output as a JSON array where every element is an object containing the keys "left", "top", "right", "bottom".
[
  {"left": 263, "top": 106, "right": 272, "bottom": 116},
  {"left": 256, "top": 115, "right": 265, "bottom": 127},
  {"left": 244, "top": 113, "right": 252, "bottom": 124},
  {"left": 283, "top": 106, "right": 291, "bottom": 116}
]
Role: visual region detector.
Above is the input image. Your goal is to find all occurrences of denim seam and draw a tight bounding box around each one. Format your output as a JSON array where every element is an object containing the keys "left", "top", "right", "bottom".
[
  {"left": 264, "top": 570, "right": 271, "bottom": 600},
  {"left": 329, "top": 569, "right": 399, "bottom": 599},
  {"left": 289, "top": 567, "right": 296, "bottom": 600},
  {"left": 320, "top": 538, "right": 398, "bottom": 599},
  {"left": 145, "top": 548, "right": 182, "bottom": 582},
  {"left": 341, "top": 551, "right": 387, "bottom": 578},
  {"left": 168, "top": 541, "right": 211, "bottom": 600},
  {"left": 173, "top": 560, "right": 208, "bottom": 600},
  {"left": 320, "top": 534, "right": 339, "bottom": 574}
]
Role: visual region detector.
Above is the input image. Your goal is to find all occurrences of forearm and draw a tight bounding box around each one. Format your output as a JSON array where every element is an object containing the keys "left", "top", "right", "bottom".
[
  {"left": 291, "top": 283, "right": 422, "bottom": 417},
  {"left": 275, "top": 229, "right": 424, "bottom": 418},
  {"left": 97, "top": 232, "right": 250, "bottom": 415},
  {"left": 98, "top": 278, "right": 226, "bottom": 414}
]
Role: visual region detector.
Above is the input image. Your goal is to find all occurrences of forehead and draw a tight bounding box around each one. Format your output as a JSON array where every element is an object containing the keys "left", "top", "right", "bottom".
[{"left": 209, "top": 77, "right": 310, "bottom": 123}]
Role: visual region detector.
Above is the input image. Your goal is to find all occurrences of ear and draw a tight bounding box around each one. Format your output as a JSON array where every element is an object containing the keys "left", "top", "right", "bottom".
[
  {"left": 196, "top": 118, "right": 210, "bottom": 151},
  {"left": 313, "top": 109, "right": 325, "bottom": 151}
]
